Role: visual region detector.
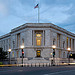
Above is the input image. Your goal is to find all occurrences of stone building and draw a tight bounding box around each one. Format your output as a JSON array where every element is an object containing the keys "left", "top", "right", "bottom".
[{"left": 0, "top": 23, "right": 75, "bottom": 65}]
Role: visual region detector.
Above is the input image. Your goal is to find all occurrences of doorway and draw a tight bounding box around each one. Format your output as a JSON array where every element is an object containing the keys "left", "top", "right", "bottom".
[{"left": 36, "top": 50, "right": 41, "bottom": 57}]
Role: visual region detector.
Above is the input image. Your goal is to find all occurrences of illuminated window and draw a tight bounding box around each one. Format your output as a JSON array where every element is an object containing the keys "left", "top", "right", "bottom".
[
  {"left": 36, "top": 34, "right": 41, "bottom": 37},
  {"left": 36, "top": 34, "right": 42, "bottom": 46},
  {"left": 37, "top": 40, "right": 41, "bottom": 46}
]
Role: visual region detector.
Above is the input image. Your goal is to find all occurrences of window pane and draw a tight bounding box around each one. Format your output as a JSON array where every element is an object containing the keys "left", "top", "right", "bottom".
[
  {"left": 36, "top": 34, "right": 42, "bottom": 46},
  {"left": 37, "top": 40, "right": 41, "bottom": 46}
]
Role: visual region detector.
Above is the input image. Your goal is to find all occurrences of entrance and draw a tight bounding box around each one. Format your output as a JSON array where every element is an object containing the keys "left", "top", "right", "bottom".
[{"left": 36, "top": 50, "right": 41, "bottom": 57}]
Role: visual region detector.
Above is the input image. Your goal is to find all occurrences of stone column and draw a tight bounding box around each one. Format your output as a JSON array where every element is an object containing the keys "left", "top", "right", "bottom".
[
  {"left": 68, "top": 38, "right": 70, "bottom": 48},
  {"left": 50, "top": 30, "right": 53, "bottom": 46},
  {"left": 15, "top": 34, "right": 17, "bottom": 49},
  {"left": 33, "top": 30, "right": 35, "bottom": 46},
  {"left": 43, "top": 30, "right": 45, "bottom": 46},
  {"left": 45, "top": 30, "right": 50, "bottom": 46},
  {"left": 71, "top": 39, "right": 73, "bottom": 51},
  {"left": 60, "top": 35, "right": 63, "bottom": 48}
]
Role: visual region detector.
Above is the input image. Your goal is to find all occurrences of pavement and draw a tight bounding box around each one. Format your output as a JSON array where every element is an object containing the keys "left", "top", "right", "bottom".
[{"left": 0, "top": 65, "right": 75, "bottom": 75}]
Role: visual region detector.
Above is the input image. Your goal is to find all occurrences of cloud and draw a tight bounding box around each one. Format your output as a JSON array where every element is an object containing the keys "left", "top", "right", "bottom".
[
  {"left": 0, "top": 0, "right": 75, "bottom": 36},
  {"left": 0, "top": 2, "right": 8, "bottom": 17}
]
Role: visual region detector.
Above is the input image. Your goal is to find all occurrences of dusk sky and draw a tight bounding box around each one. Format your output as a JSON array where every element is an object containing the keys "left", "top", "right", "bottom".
[{"left": 0, "top": 0, "right": 75, "bottom": 36}]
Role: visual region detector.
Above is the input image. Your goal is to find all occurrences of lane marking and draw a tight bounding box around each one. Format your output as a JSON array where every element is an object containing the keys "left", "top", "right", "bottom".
[
  {"left": 44, "top": 70, "right": 75, "bottom": 75},
  {"left": 18, "top": 70, "right": 23, "bottom": 72}
]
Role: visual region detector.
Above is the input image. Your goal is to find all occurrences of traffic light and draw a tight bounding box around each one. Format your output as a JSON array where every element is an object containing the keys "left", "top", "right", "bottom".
[
  {"left": 22, "top": 51, "right": 24, "bottom": 56},
  {"left": 53, "top": 49, "right": 55, "bottom": 57},
  {"left": 70, "top": 53, "right": 72, "bottom": 56},
  {"left": 69, "top": 53, "right": 72, "bottom": 58},
  {"left": 22, "top": 49, "right": 24, "bottom": 57}
]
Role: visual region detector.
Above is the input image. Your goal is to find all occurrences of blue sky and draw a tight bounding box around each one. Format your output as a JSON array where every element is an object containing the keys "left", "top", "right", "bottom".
[{"left": 0, "top": 0, "right": 75, "bottom": 36}]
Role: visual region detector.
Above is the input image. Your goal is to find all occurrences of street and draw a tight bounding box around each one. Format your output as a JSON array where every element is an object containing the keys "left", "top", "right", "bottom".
[{"left": 0, "top": 66, "right": 75, "bottom": 75}]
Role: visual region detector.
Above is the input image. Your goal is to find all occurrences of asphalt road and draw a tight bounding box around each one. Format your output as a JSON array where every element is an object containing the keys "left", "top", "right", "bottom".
[{"left": 0, "top": 66, "right": 75, "bottom": 75}]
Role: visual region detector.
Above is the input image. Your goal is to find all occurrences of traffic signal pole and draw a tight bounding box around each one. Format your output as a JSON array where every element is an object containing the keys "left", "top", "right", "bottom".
[
  {"left": 53, "top": 49, "right": 55, "bottom": 66},
  {"left": 22, "top": 49, "right": 24, "bottom": 67}
]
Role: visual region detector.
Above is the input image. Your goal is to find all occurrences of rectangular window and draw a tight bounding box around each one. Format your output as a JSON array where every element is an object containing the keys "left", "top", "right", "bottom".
[
  {"left": 37, "top": 40, "right": 41, "bottom": 46},
  {"left": 36, "top": 34, "right": 42, "bottom": 46}
]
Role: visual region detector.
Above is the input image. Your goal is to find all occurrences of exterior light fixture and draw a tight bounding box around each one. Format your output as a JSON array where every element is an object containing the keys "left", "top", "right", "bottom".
[
  {"left": 52, "top": 45, "right": 56, "bottom": 49},
  {"left": 52, "top": 45, "right": 56, "bottom": 66},
  {"left": 20, "top": 45, "right": 24, "bottom": 49},
  {"left": 8, "top": 49, "right": 12, "bottom": 64},
  {"left": 20, "top": 45, "right": 24, "bottom": 67},
  {"left": 67, "top": 47, "right": 71, "bottom": 65}
]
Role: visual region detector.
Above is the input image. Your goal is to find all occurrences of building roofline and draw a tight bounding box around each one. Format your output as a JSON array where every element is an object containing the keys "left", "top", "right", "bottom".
[
  {"left": 0, "top": 32, "right": 11, "bottom": 40},
  {"left": 11, "top": 23, "right": 75, "bottom": 37},
  {"left": 0, "top": 23, "right": 75, "bottom": 39}
]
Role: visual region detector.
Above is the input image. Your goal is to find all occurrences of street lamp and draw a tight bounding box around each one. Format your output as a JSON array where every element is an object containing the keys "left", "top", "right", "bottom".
[
  {"left": 20, "top": 45, "right": 24, "bottom": 67},
  {"left": 8, "top": 49, "right": 11, "bottom": 64},
  {"left": 67, "top": 47, "right": 71, "bottom": 65},
  {"left": 52, "top": 45, "right": 56, "bottom": 66}
]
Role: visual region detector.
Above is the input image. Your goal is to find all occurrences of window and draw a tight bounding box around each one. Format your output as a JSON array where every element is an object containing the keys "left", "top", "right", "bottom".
[
  {"left": 36, "top": 34, "right": 42, "bottom": 46},
  {"left": 53, "top": 39, "right": 55, "bottom": 45},
  {"left": 63, "top": 41, "right": 65, "bottom": 48},
  {"left": 12, "top": 52, "right": 14, "bottom": 57},
  {"left": 22, "top": 38, "right": 24, "bottom": 45},
  {"left": 37, "top": 40, "right": 41, "bottom": 46}
]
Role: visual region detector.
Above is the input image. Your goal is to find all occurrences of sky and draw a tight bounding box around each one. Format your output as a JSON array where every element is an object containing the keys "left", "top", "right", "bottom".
[{"left": 0, "top": 0, "right": 75, "bottom": 36}]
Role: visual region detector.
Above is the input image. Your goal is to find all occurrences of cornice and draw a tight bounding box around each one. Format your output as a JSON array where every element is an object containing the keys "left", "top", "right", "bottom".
[{"left": 0, "top": 23, "right": 75, "bottom": 40}]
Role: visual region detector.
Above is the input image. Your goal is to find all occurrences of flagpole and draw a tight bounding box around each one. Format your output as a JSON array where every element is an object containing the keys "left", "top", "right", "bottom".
[{"left": 38, "top": 3, "right": 39, "bottom": 23}]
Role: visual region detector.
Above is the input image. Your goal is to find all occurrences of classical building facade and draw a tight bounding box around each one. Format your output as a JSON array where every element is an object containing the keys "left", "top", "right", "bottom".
[{"left": 0, "top": 23, "right": 75, "bottom": 65}]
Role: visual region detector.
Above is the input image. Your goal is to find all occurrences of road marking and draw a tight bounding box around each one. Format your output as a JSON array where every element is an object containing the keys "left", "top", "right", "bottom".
[
  {"left": 18, "top": 70, "right": 23, "bottom": 72},
  {"left": 44, "top": 70, "right": 75, "bottom": 75}
]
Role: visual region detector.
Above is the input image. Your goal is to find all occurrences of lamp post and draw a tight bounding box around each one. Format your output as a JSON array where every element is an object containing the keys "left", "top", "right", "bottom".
[
  {"left": 20, "top": 45, "right": 24, "bottom": 67},
  {"left": 52, "top": 45, "right": 56, "bottom": 66},
  {"left": 67, "top": 48, "right": 71, "bottom": 65},
  {"left": 8, "top": 49, "right": 11, "bottom": 64}
]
